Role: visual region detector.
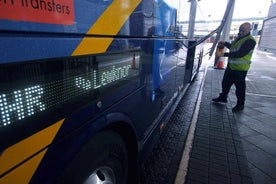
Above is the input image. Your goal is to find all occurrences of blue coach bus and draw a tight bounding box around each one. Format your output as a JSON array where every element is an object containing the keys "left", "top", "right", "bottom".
[{"left": 0, "top": 0, "right": 233, "bottom": 183}]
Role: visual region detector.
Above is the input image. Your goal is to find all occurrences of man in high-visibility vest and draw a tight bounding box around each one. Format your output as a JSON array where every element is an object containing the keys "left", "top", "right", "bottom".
[{"left": 212, "top": 22, "right": 256, "bottom": 112}]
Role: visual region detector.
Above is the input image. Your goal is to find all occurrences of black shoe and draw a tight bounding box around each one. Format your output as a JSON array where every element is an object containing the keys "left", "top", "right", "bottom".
[
  {"left": 232, "top": 104, "right": 244, "bottom": 112},
  {"left": 212, "top": 96, "right": 227, "bottom": 103}
]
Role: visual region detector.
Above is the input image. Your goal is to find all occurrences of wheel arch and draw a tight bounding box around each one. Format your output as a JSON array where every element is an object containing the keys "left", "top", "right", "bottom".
[
  {"left": 58, "top": 112, "right": 139, "bottom": 183},
  {"left": 104, "top": 113, "right": 139, "bottom": 183}
]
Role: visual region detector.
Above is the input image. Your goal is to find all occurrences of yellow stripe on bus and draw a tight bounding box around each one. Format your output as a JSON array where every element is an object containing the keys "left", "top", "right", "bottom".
[
  {"left": 72, "top": 0, "right": 142, "bottom": 56},
  {"left": 0, "top": 119, "right": 64, "bottom": 183},
  {"left": 0, "top": 150, "right": 47, "bottom": 184}
]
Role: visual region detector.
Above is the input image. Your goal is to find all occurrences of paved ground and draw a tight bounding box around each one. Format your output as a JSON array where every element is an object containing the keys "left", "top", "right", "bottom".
[
  {"left": 181, "top": 48, "right": 276, "bottom": 184},
  {"left": 232, "top": 50, "right": 276, "bottom": 184},
  {"left": 181, "top": 67, "right": 253, "bottom": 184}
]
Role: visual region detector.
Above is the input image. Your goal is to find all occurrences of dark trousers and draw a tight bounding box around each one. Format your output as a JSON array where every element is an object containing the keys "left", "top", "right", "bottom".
[{"left": 220, "top": 67, "right": 248, "bottom": 105}]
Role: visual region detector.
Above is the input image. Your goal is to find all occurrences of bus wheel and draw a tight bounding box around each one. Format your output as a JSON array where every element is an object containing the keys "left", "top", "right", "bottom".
[{"left": 61, "top": 131, "right": 128, "bottom": 184}]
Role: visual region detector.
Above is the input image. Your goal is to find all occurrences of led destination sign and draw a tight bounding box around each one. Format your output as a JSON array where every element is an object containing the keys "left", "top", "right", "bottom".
[
  {"left": 0, "top": 63, "right": 136, "bottom": 127},
  {"left": 76, "top": 65, "right": 131, "bottom": 90},
  {"left": 0, "top": 85, "right": 45, "bottom": 126}
]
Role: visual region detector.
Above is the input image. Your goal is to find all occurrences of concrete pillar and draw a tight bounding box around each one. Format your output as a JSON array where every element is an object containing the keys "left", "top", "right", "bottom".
[{"left": 187, "top": 0, "right": 197, "bottom": 39}]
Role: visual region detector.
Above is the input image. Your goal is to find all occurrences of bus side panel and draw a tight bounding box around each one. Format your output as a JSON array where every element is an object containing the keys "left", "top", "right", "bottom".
[
  {"left": 0, "top": 0, "right": 201, "bottom": 183},
  {"left": 0, "top": 0, "right": 143, "bottom": 63}
]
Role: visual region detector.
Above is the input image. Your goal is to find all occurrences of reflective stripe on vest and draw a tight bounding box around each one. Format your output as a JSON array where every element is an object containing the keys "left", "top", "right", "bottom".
[{"left": 228, "top": 60, "right": 251, "bottom": 64}]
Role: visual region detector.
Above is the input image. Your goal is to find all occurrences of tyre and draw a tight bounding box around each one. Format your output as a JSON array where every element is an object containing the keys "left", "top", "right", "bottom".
[{"left": 60, "top": 131, "right": 128, "bottom": 184}]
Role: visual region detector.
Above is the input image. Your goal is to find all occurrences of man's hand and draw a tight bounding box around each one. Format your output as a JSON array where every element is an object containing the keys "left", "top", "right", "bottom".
[
  {"left": 216, "top": 41, "right": 225, "bottom": 57},
  {"left": 218, "top": 41, "right": 225, "bottom": 45},
  {"left": 218, "top": 41, "right": 225, "bottom": 49},
  {"left": 216, "top": 51, "right": 224, "bottom": 57}
]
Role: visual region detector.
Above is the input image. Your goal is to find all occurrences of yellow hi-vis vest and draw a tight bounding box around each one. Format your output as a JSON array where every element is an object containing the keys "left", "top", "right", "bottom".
[{"left": 228, "top": 35, "right": 255, "bottom": 71}]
